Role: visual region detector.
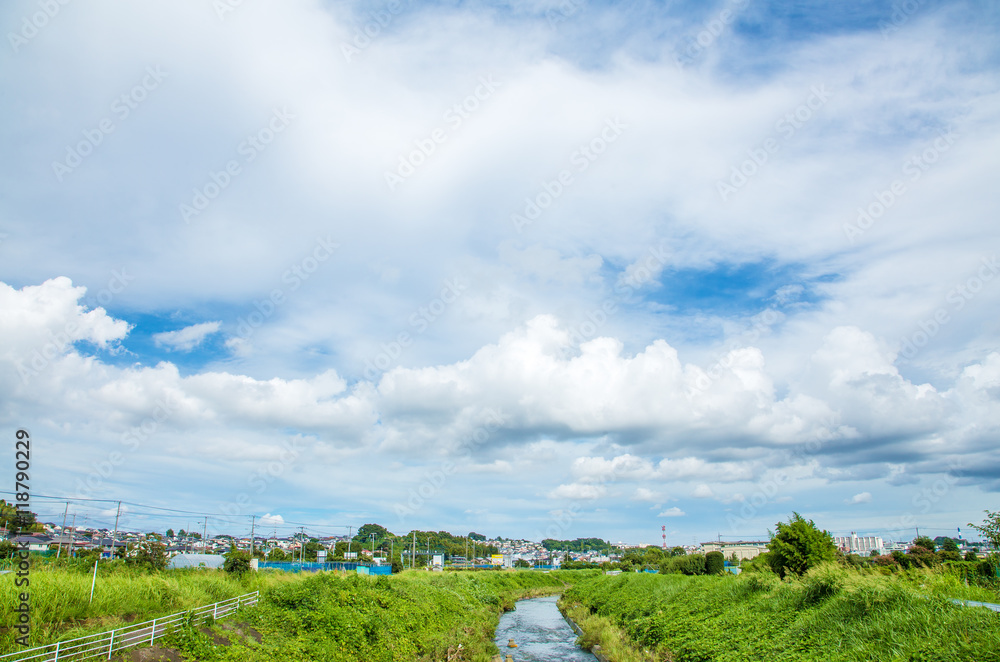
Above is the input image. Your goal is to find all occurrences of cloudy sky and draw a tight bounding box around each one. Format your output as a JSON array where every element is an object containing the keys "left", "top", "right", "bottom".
[{"left": 1, "top": 0, "right": 999, "bottom": 546}]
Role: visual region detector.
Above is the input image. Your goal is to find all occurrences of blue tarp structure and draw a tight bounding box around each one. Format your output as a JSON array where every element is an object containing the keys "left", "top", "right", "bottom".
[{"left": 258, "top": 561, "right": 392, "bottom": 574}]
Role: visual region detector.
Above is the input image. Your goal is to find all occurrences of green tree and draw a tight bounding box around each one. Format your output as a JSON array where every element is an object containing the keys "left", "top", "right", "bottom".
[
  {"left": 969, "top": 510, "right": 1000, "bottom": 551},
  {"left": 513, "top": 558, "right": 531, "bottom": 568},
  {"left": 0, "top": 499, "right": 40, "bottom": 534},
  {"left": 126, "top": 541, "right": 168, "bottom": 571},
  {"left": 767, "top": 513, "right": 836, "bottom": 578},
  {"left": 964, "top": 550, "right": 978, "bottom": 562},
  {"left": 908, "top": 537, "right": 938, "bottom": 568},
  {"left": 224, "top": 546, "right": 251, "bottom": 576},
  {"left": 705, "top": 551, "right": 725, "bottom": 574},
  {"left": 669, "top": 546, "right": 686, "bottom": 557},
  {"left": 940, "top": 538, "right": 960, "bottom": 553},
  {"left": 266, "top": 547, "right": 287, "bottom": 561},
  {"left": 468, "top": 532, "right": 486, "bottom": 541},
  {"left": 166, "top": 528, "right": 175, "bottom": 538}
]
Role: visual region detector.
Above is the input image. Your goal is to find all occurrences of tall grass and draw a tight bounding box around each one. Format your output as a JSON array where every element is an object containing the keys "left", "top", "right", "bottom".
[
  {"left": 0, "top": 563, "right": 295, "bottom": 652},
  {"left": 560, "top": 564, "right": 1000, "bottom": 662}
]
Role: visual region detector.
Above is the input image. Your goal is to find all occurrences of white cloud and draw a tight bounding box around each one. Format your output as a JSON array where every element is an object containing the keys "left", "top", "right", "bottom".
[
  {"left": 259, "top": 514, "right": 284, "bottom": 527},
  {"left": 692, "top": 484, "right": 714, "bottom": 499},
  {"left": 632, "top": 487, "right": 665, "bottom": 502},
  {"left": 657, "top": 507, "right": 686, "bottom": 518},
  {"left": 548, "top": 483, "right": 608, "bottom": 500},
  {"left": 846, "top": 492, "right": 873, "bottom": 505},
  {"left": 153, "top": 322, "right": 222, "bottom": 352}
]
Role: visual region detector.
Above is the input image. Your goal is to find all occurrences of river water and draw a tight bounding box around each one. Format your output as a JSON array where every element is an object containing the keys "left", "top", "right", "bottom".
[{"left": 493, "top": 595, "right": 598, "bottom": 661}]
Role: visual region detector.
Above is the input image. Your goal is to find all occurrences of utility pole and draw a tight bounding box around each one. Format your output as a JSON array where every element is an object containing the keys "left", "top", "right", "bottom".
[
  {"left": 57, "top": 502, "right": 69, "bottom": 559},
  {"left": 300, "top": 527, "right": 306, "bottom": 564},
  {"left": 203, "top": 517, "right": 208, "bottom": 554},
  {"left": 250, "top": 515, "right": 256, "bottom": 557},
  {"left": 69, "top": 514, "right": 76, "bottom": 558},
  {"left": 111, "top": 501, "right": 121, "bottom": 559}
]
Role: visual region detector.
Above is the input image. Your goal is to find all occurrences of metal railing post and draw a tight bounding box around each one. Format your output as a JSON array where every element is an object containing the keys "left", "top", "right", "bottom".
[
  {"left": 54, "top": 641, "right": 60, "bottom": 662},
  {"left": 150, "top": 618, "right": 156, "bottom": 645},
  {"left": 107, "top": 629, "right": 115, "bottom": 659}
]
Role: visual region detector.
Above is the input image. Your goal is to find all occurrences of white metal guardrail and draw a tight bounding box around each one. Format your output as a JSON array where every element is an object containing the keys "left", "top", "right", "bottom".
[{"left": 0, "top": 591, "right": 259, "bottom": 662}]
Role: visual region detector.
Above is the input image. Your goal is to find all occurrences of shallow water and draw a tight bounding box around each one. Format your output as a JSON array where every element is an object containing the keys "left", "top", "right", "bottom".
[{"left": 493, "top": 595, "right": 599, "bottom": 661}]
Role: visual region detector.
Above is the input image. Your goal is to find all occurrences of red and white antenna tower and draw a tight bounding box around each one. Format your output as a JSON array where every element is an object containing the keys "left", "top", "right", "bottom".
[{"left": 662, "top": 525, "right": 666, "bottom": 549}]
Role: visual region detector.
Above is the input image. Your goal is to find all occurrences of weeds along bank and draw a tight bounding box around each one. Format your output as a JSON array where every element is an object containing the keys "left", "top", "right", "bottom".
[
  {"left": 221, "top": 570, "right": 569, "bottom": 662},
  {"left": 560, "top": 565, "right": 1000, "bottom": 662},
  {"left": 0, "top": 562, "right": 293, "bottom": 652},
  {"left": 2, "top": 566, "right": 580, "bottom": 661}
]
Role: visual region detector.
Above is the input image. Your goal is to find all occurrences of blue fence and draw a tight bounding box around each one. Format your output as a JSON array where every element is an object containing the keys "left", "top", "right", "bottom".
[{"left": 258, "top": 561, "right": 392, "bottom": 574}]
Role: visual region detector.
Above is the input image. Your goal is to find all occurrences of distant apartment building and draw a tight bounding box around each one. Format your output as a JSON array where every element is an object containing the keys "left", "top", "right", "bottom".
[
  {"left": 832, "top": 533, "right": 884, "bottom": 555},
  {"left": 700, "top": 540, "right": 769, "bottom": 561}
]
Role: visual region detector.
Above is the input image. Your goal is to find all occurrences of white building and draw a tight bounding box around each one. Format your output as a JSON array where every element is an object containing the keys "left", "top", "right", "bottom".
[
  {"left": 700, "top": 540, "right": 769, "bottom": 561},
  {"left": 832, "top": 532, "right": 884, "bottom": 555}
]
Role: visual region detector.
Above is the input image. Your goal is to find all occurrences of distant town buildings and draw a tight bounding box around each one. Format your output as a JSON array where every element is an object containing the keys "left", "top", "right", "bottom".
[
  {"left": 700, "top": 540, "right": 770, "bottom": 561},
  {"left": 832, "top": 533, "right": 885, "bottom": 555}
]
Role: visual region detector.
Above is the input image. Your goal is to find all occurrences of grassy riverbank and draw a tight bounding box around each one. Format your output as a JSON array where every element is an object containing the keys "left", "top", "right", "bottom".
[
  {"left": 2, "top": 565, "right": 588, "bottom": 661},
  {"left": 559, "top": 565, "right": 1000, "bottom": 662},
  {"left": 0, "top": 562, "right": 289, "bottom": 652}
]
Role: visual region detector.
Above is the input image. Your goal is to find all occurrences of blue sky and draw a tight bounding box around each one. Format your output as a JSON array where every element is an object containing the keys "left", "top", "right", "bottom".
[{"left": 1, "top": 0, "right": 999, "bottom": 546}]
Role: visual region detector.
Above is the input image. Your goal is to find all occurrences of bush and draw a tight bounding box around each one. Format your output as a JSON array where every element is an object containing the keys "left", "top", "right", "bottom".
[
  {"left": 705, "top": 551, "right": 725, "bottom": 575},
  {"left": 677, "top": 554, "right": 706, "bottom": 576},
  {"left": 223, "top": 548, "right": 251, "bottom": 576},
  {"left": 767, "top": 512, "right": 837, "bottom": 578}
]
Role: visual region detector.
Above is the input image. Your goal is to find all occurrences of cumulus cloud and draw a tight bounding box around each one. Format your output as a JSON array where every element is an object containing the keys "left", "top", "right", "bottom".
[
  {"left": 658, "top": 507, "right": 686, "bottom": 518},
  {"left": 846, "top": 492, "right": 873, "bottom": 505},
  {"left": 153, "top": 322, "right": 222, "bottom": 352}
]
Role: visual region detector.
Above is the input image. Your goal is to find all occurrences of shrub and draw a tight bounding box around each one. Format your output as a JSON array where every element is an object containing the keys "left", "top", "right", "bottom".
[
  {"left": 223, "top": 548, "right": 252, "bottom": 576},
  {"left": 705, "top": 551, "right": 725, "bottom": 575},
  {"left": 767, "top": 512, "right": 837, "bottom": 578},
  {"left": 801, "top": 563, "right": 846, "bottom": 605}
]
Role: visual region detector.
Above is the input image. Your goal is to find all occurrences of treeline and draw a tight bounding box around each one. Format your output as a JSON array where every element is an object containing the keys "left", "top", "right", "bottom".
[{"left": 541, "top": 537, "right": 610, "bottom": 552}]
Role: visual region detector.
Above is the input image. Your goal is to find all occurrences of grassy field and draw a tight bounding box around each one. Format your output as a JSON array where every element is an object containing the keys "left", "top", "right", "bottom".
[
  {"left": 1, "top": 563, "right": 589, "bottom": 661},
  {"left": 559, "top": 564, "right": 1000, "bottom": 662},
  {"left": 0, "top": 560, "right": 294, "bottom": 653}
]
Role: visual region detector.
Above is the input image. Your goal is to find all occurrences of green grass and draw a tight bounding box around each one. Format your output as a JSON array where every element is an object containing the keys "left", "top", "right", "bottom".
[
  {"left": 559, "top": 564, "right": 1000, "bottom": 662},
  {"left": 1, "top": 565, "right": 582, "bottom": 661},
  {"left": 0, "top": 561, "right": 293, "bottom": 652}
]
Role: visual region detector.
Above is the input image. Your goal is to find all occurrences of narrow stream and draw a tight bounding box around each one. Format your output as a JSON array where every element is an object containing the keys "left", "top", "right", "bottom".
[{"left": 494, "top": 595, "right": 599, "bottom": 661}]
